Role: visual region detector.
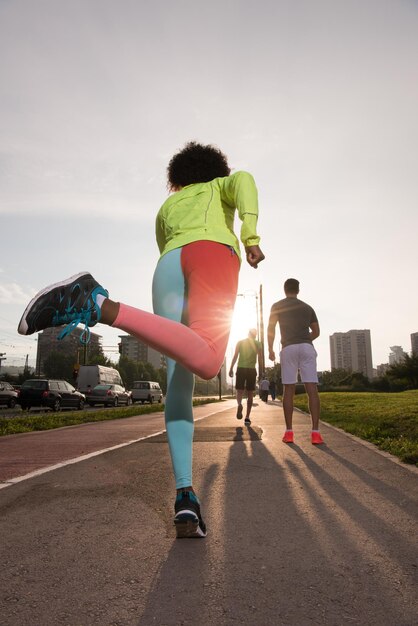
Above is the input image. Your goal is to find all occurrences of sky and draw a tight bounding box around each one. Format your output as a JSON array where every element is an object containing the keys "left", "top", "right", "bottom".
[{"left": 1, "top": 0, "right": 417, "bottom": 374}]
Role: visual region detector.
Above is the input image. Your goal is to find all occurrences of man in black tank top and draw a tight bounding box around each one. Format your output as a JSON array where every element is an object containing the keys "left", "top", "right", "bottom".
[{"left": 267, "top": 278, "right": 324, "bottom": 445}]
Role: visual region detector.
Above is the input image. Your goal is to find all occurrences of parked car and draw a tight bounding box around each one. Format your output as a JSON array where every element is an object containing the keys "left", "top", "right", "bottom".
[
  {"left": 0, "top": 382, "right": 19, "bottom": 408},
  {"left": 18, "top": 379, "right": 86, "bottom": 411},
  {"left": 86, "top": 384, "right": 132, "bottom": 407},
  {"left": 131, "top": 381, "right": 163, "bottom": 404}
]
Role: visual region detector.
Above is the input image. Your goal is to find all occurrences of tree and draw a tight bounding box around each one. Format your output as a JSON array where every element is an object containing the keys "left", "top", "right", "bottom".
[
  {"left": 82, "top": 343, "right": 112, "bottom": 367},
  {"left": 116, "top": 356, "right": 167, "bottom": 392},
  {"left": 387, "top": 354, "right": 418, "bottom": 389},
  {"left": 43, "top": 352, "right": 75, "bottom": 380},
  {"left": 87, "top": 353, "right": 112, "bottom": 366},
  {"left": 116, "top": 356, "right": 139, "bottom": 389},
  {"left": 341, "top": 371, "right": 370, "bottom": 390},
  {"left": 320, "top": 369, "right": 352, "bottom": 387},
  {"left": 18, "top": 365, "right": 34, "bottom": 384}
]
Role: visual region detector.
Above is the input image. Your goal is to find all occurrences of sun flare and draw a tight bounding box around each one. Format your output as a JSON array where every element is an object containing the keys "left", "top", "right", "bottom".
[{"left": 228, "top": 292, "right": 260, "bottom": 353}]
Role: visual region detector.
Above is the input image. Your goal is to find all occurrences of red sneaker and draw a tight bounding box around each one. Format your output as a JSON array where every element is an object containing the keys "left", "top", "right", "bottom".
[
  {"left": 282, "top": 431, "right": 294, "bottom": 444},
  {"left": 311, "top": 431, "right": 324, "bottom": 445}
]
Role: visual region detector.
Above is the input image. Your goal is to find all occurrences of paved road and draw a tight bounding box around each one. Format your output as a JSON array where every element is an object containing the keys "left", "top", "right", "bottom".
[
  {"left": 0, "top": 400, "right": 417, "bottom": 625},
  {"left": 0, "top": 402, "right": 230, "bottom": 484}
]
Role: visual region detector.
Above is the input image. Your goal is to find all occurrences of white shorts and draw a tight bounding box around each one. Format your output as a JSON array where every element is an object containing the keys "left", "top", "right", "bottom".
[{"left": 280, "top": 343, "right": 318, "bottom": 385}]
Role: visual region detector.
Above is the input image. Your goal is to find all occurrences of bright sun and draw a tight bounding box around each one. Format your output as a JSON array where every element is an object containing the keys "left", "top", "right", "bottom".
[{"left": 228, "top": 292, "right": 260, "bottom": 353}]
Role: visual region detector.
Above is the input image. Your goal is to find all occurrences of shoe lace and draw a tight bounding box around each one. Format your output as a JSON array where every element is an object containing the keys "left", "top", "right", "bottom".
[
  {"left": 58, "top": 319, "right": 91, "bottom": 344},
  {"left": 54, "top": 303, "right": 95, "bottom": 344}
]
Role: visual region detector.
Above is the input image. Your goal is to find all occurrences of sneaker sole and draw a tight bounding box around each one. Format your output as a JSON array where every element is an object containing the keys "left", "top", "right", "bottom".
[
  {"left": 174, "top": 513, "right": 207, "bottom": 538},
  {"left": 18, "top": 271, "right": 92, "bottom": 335}
]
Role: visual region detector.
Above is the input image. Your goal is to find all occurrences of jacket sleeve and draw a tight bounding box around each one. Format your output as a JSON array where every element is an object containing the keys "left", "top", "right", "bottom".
[{"left": 220, "top": 171, "right": 260, "bottom": 247}]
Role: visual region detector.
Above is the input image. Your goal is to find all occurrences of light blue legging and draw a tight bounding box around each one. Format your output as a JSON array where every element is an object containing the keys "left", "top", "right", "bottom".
[{"left": 152, "top": 249, "right": 194, "bottom": 488}]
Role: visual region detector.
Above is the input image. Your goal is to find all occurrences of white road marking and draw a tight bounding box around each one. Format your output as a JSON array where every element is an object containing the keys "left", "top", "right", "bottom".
[{"left": 0, "top": 406, "right": 232, "bottom": 490}]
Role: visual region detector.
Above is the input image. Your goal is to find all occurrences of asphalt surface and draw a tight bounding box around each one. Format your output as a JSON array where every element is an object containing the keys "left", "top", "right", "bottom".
[{"left": 0, "top": 399, "right": 417, "bottom": 626}]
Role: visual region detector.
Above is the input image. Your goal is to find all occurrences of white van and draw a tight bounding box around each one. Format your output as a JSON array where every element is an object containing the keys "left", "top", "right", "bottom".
[
  {"left": 77, "top": 365, "right": 123, "bottom": 395},
  {"left": 131, "top": 381, "right": 163, "bottom": 404}
]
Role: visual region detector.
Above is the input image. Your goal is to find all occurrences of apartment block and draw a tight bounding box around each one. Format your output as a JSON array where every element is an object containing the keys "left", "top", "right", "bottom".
[
  {"left": 329, "top": 329, "right": 373, "bottom": 379},
  {"left": 36, "top": 327, "right": 102, "bottom": 375},
  {"left": 388, "top": 345, "right": 407, "bottom": 365},
  {"left": 118, "top": 335, "right": 162, "bottom": 369},
  {"left": 411, "top": 332, "right": 418, "bottom": 356}
]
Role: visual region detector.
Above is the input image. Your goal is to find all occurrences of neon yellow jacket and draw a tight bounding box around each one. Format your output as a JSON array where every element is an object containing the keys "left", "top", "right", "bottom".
[{"left": 155, "top": 171, "right": 260, "bottom": 261}]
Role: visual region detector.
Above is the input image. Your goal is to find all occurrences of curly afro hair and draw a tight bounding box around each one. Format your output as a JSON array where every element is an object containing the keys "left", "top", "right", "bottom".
[{"left": 167, "top": 141, "right": 231, "bottom": 190}]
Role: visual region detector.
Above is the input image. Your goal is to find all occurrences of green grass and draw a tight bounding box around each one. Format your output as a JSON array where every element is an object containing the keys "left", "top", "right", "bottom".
[
  {"left": 0, "top": 398, "right": 221, "bottom": 437},
  {"left": 293, "top": 390, "right": 418, "bottom": 466}
]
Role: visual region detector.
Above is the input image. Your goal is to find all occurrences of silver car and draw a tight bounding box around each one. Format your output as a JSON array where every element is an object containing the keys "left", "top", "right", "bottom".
[
  {"left": 0, "top": 382, "right": 19, "bottom": 408},
  {"left": 131, "top": 381, "right": 163, "bottom": 404},
  {"left": 86, "top": 384, "right": 132, "bottom": 407}
]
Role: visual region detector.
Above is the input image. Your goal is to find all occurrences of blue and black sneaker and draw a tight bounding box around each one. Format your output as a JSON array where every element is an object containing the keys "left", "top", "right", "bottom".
[
  {"left": 18, "top": 272, "right": 108, "bottom": 344},
  {"left": 174, "top": 490, "right": 207, "bottom": 538}
]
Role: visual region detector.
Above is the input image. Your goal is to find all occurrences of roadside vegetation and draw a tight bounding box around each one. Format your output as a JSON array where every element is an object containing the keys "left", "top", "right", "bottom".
[
  {"left": 265, "top": 355, "right": 418, "bottom": 394},
  {"left": 293, "top": 390, "right": 418, "bottom": 466},
  {"left": 0, "top": 398, "right": 221, "bottom": 437}
]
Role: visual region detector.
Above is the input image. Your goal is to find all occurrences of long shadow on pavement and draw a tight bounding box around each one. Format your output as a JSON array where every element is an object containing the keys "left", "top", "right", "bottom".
[
  {"left": 319, "top": 444, "right": 418, "bottom": 509},
  {"left": 288, "top": 444, "right": 418, "bottom": 571},
  {"left": 137, "top": 425, "right": 418, "bottom": 626}
]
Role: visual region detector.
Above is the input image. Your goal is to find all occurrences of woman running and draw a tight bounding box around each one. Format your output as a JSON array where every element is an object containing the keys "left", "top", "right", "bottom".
[{"left": 18, "top": 141, "right": 265, "bottom": 538}]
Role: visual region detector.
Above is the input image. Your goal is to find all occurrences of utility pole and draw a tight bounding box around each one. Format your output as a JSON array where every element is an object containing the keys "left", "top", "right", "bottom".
[
  {"left": 259, "top": 285, "right": 265, "bottom": 375},
  {"left": 255, "top": 293, "right": 260, "bottom": 340}
]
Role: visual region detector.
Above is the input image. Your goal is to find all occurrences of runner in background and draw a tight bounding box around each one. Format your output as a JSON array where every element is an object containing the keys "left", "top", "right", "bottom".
[
  {"left": 229, "top": 329, "right": 263, "bottom": 425},
  {"left": 267, "top": 278, "right": 323, "bottom": 445}
]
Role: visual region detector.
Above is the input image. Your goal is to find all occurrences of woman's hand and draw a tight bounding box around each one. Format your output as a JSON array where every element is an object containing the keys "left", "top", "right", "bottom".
[{"left": 245, "top": 245, "right": 265, "bottom": 268}]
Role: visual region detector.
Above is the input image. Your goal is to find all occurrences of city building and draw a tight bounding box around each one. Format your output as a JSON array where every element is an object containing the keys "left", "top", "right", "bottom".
[
  {"left": 36, "top": 327, "right": 103, "bottom": 375},
  {"left": 376, "top": 363, "right": 389, "bottom": 377},
  {"left": 411, "top": 332, "right": 418, "bottom": 356},
  {"left": 118, "top": 335, "right": 162, "bottom": 369},
  {"left": 329, "top": 329, "right": 373, "bottom": 379},
  {"left": 388, "top": 345, "right": 407, "bottom": 366}
]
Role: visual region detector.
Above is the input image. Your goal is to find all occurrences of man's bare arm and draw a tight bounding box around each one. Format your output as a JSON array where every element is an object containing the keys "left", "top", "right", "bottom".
[
  {"left": 310, "top": 321, "right": 320, "bottom": 342},
  {"left": 267, "top": 309, "right": 278, "bottom": 361},
  {"left": 228, "top": 343, "right": 241, "bottom": 377}
]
